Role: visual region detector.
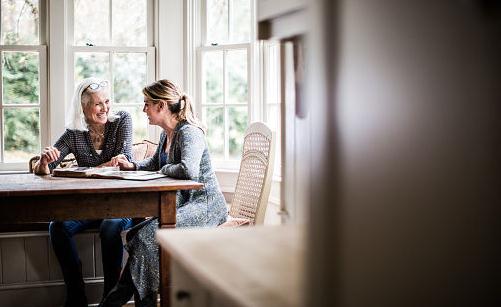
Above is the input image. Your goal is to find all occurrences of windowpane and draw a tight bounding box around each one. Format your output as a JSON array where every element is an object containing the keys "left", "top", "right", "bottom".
[
  {"left": 2, "top": 51, "right": 39, "bottom": 104},
  {"left": 74, "top": 0, "right": 110, "bottom": 46},
  {"left": 265, "top": 44, "right": 280, "bottom": 104},
  {"left": 202, "top": 51, "right": 223, "bottom": 104},
  {"left": 113, "top": 53, "right": 146, "bottom": 104},
  {"left": 74, "top": 52, "right": 110, "bottom": 84},
  {"left": 112, "top": 0, "right": 147, "bottom": 46},
  {"left": 3, "top": 107, "right": 40, "bottom": 162},
  {"left": 227, "top": 49, "right": 247, "bottom": 104},
  {"left": 113, "top": 106, "right": 147, "bottom": 143},
  {"left": 203, "top": 106, "right": 224, "bottom": 159},
  {"left": 230, "top": 0, "right": 250, "bottom": 43},
  {"left": 228, "top": 106, "right": 247, "bottom": 159},
  {"left": 0, "top": 0, "right": 39, "bottom": 45},
  {"left": 206, "top": 0, "right": 228, "bottom": 45}
]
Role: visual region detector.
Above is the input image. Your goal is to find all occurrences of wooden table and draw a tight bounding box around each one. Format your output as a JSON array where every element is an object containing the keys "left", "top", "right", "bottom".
[
  {"left": 0, "top": 173, "right": 203, "bottom": 307},
  {"left": 156, "top": 225, "right": 304, "bottom": 307}
]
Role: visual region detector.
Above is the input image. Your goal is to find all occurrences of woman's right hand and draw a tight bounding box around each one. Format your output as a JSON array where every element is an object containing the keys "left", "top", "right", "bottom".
[
  {"left": 40, "top": 146, "right": 60, "bottom": 166},
  {"left": 34, "top": 146, "right": 60, "bottom": 175},
  {"left": 112, "top": 154, "right": 135, "bottom": 170}
]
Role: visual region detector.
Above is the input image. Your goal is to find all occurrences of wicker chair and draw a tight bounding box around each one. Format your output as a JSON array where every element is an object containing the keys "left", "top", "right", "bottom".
[
  {"left": 220, "top": 122, "right": 276, "bottom": 227},
  {"left": 28, "top": 139, "right": 158, "bottom": 173}
]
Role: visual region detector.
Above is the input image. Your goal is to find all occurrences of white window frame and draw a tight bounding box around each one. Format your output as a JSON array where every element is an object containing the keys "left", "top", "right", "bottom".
[
  {"left": 65, "top": 0, "right": 157, "bottom": 142},
  {"left": 192, "top": 0, "right": 259, "bottom": 170},
  {"left": 0, "top": 0, "right": 181, "bottom": 172},
  {"left": 0, "top": 0, "right": 48, "bottom": 171},
  {"left": 261, "top": 39, "right": 282, "bottom": 178}
]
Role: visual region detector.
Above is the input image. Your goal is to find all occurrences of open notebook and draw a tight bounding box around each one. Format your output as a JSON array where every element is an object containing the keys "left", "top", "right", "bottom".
[{"left": 52, "top": 167, "right": 167, "bottom": 181}]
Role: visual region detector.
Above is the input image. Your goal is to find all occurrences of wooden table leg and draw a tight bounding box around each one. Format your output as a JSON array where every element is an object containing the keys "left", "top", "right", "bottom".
[{"left": 159, "top": 191, "right": 177, "bottom": 307}]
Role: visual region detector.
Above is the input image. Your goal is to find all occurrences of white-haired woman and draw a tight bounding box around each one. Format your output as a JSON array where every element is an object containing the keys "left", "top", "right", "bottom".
[{"left": 33, "top": 77, "right": 135, "bottom": 307}]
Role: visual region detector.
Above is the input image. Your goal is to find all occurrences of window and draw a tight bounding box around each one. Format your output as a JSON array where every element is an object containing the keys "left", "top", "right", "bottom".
[
  {"left": 262, "top": 41, "right": 281, "bottom": 176},
  {"left": 198, "top": 0, "right": 253, "bottom": 165},
  {"left": 0, "top": 0, "right": 47, "bottom": 171},
  {"left": 193, "top": 0, "right": 282, "bottom": 175},
  {"left": 68, "top": 0, "right": 155, "bottom": 143}
]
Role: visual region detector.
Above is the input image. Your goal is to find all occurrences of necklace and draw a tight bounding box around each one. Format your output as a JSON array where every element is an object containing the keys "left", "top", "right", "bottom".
[
  {"left": 89, "top": 125, "right": 105, "bottom": 148},
  {"left": 89, "top": 125, "right": 105, "bottom": 136}
]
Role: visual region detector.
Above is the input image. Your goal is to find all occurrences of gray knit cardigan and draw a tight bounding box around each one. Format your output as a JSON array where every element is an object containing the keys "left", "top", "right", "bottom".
[{"left": 129, "top": 121, "right": 228, "bottom": 300}]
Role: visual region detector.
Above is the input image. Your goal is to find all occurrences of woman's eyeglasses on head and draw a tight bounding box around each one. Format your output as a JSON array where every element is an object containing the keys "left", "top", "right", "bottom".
[{"left": 87, "top": 80, "right": 109, "bottom": 90}]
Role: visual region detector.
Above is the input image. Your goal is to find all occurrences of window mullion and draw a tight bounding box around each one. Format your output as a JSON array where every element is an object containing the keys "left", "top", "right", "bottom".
[
  {"left": 0, "top": 53, "right": 3, "bottom": 162},
  {"left": 201, "top": 0, "right": 207, "bottom": 46},
  {"left": 110, "top": 51, "right": 114, "bottom": 102},
  {"left": 228, "top": 0, "right": 232, "bottom": 42},
  {"left": 223, "top": 49, "right": 229, "bottom": 160},
  {"left": 109, "top": 0, "right": 113, "bottom": 44}
]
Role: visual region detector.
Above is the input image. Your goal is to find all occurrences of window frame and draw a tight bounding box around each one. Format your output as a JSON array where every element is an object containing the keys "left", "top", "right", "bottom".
[
  {"left": 194, "top": 0, "right": 259, "bottom": 170},
  {"left": 0, "top": 0, "right": 183, "bottom": 172},
  {"left": 0, "top": 0, "right": 48, "bottom": 171},
  {"left": 65, "top": 0, "right": 157, "bottom": 143}
]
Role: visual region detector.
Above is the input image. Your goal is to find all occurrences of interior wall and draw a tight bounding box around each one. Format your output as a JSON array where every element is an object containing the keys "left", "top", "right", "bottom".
[{"left": 308, "top": 1, "right": 501, "bottom": 306}]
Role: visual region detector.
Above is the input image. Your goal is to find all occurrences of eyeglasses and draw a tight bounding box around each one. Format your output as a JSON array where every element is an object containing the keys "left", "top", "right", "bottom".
[{"left": 87, "top": 80, "right": 109, "bottom": 90}]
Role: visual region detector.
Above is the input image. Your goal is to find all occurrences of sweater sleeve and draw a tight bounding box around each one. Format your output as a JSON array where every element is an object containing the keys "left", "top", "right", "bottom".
[
  {"left": 160, "top": 126, "right": 205, "bottom": 180},
  {"left": 113, "top": 111, "right": 134, "bottom": 161},
  {"left": 48, "top": 130, "right": 73, "bottom": 170}
]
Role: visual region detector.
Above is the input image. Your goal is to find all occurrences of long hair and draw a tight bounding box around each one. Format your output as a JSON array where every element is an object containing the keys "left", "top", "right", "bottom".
[
  {"left": 142, "top": 79, "right": 205, "bottom": 133},
  {"left": 65, "top": 77, "right": 118, "bottom": 131}
]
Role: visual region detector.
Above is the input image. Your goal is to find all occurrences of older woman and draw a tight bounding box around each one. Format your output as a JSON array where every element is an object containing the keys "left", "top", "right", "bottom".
[
  {"left": 33, "top": 77, "right": 135, "bottom": 307},
  {"left": 99, "top": 80, "right": 228, "bottom": 307}
]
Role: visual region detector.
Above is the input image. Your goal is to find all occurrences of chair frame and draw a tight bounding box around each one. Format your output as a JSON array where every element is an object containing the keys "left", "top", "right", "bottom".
[{"left": 230, "top": 122, "right": 276, "bottom": 225}]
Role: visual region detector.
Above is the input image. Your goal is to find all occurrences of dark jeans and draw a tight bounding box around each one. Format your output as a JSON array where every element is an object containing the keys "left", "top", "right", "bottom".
[{"left": 49, "top": 218, "right": 133, "bottom": 307}]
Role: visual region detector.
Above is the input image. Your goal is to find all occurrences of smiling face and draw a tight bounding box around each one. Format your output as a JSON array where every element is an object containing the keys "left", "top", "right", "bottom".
[
  {"left": 142, "top": 97, "right": 180, "bottom": 131},
  {"left": 83, "top": 90, "right": 110, "bottom": 125}
]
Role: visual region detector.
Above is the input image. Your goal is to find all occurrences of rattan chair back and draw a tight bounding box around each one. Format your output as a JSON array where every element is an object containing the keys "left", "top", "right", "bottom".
[{"left": 229, "top": 122, "right": 275, "bottom": 225}]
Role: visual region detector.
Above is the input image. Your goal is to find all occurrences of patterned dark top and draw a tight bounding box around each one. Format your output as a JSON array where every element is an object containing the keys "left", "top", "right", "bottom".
[
  {"left": 49, "top": 111, "right": 133, "bottom": 170},
  {"left": 129, "top": 121, "right": 228, "bottom": 300}
]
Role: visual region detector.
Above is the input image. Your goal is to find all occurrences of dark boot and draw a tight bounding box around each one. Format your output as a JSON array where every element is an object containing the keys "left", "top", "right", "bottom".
[{"left": 98, "top": 263, "right": 134, "bottom": 307}]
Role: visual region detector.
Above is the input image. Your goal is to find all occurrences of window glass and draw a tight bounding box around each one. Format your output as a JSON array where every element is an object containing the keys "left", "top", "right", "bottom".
[
  {"left": 113, "top": 105, "right": 147, "bottom": 142},
  {"left": 203, "top": 106, "right": 224, "bottom": 159},
  {"left": 3, "top": 107, "right": 40, "bottom": 162},
  {"left": 74, "top": 0, "right": 110, "bottom": 46},
  {"left": 0, "top": 0, "right": 39, "bottom": 45},
  {"left": 74, "top": 52, "right": 110, "bottom": 84},
  {"left": 202, "top": 51, "right": 223, "bottom": 104},
  {"left": 206, "top": 0, "right": 228, "bottom": 45},
  {"left": 228, "top": 105, "right": 247, "bottom": 159},
  {"left": 2, "top": 51, "right": 39, "bottom": 104},
  {"left": 230, "top": 0, "right": 250, "bottom": 43},
  {"left": 226, "top": 49, "right": 247, "bottom": 104},
  {"left": 112, "top": 0, "right": 147, "bottom": 46},
  {"left": 113, "top": 52, "right": 146, "bottom": 104}
]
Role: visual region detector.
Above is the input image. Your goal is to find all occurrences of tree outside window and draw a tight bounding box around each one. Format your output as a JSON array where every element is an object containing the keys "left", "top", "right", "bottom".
[{"left": 0, "top": 0, "right": 45, "bottom": 165}]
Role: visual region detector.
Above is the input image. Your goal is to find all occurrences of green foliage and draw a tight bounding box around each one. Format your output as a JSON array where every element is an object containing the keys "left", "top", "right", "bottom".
[
  {"left": 4, "top": 108, "right": 39, "bottom": 153},
  {"left": 2, "top": 51, "right": 40, "bottom": 156},
  {"left": 2, "top": 52, "right": 39, "bottom": 103},
  {"left": 229, "top": 107, "right": 247, "bottom": 158}
]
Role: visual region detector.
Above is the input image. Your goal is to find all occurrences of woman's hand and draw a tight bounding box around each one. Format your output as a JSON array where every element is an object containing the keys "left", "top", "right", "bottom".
[
  {"left": 34, "top": 146, "right": 60, "bottom": 175},
  {"left": 110, "top": 154, "right": 135, "bottom": 170},
  {"left": 40, "top": 146, "right": 60, "bottom": 165}
]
